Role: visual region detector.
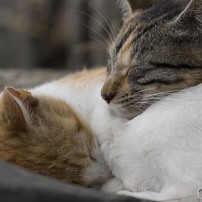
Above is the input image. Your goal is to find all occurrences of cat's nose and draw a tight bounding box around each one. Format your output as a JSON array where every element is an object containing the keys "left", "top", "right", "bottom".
[{"left": 101, "top": 92, "right": 115, "bottom": 104}]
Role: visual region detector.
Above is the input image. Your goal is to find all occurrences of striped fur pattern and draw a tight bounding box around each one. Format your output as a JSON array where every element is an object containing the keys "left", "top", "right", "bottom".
[{"left": 101, "top": 0, "right": 202, "bottom": 119}]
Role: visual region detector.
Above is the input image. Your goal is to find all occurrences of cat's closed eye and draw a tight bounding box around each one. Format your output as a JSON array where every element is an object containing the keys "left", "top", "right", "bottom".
[{"left": 101, "top": 0, "right": 202, "bottom": 119}]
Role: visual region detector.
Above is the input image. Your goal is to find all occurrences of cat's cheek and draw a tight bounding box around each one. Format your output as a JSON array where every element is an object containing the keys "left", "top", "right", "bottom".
[
  {"left": 109, "top": 104, "right": 127, "bottom": 119},
  {"left": 109, "top": 104, "right": 136, "bottom": 119}
]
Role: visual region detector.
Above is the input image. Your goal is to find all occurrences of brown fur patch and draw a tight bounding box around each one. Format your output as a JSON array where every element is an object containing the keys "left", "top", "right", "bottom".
[
  {"left": 58, "top": 67, "right": 106, "bottom": 88},
  {"left": 0, "top": 86, "right": 100, "bottom": 186}
]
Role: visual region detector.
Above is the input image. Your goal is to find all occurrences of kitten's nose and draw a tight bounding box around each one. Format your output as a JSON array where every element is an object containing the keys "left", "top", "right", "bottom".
[{"left": 101, "top": 92, "right": 115, "bottom": 104}]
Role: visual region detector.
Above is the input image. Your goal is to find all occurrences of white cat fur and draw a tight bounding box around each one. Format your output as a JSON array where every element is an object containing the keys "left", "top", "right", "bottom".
[{"left": 96, "top": 84, "right": 202, "bottom": 201}]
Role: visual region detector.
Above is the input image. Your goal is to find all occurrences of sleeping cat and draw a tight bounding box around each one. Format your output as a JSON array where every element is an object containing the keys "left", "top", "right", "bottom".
[
  {"left": 98, "top": 0, "right": 202, "bottom": 201},
  {"left": 102, "top": 0, "right": 202, "bottom": 119},
  {"left": 0, "top": 68, "right": 111, "bottom": 187},
  {"left": 2, "top": 67, "right": 202, "bottom": 202},
  {"left": 1, "top": 0, "right": 202, "bottom": 201},
  {"left": 98, "top": 83, "right": 202, "bottom": 201}
]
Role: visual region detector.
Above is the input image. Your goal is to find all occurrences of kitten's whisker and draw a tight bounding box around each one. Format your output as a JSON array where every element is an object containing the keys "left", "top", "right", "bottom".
[
  {"left": 121, "top": 100, "right": 139, "bottom": 107},
  {"left": 89, "top": 35, "right": 107, "bottom": 49},
  {"left": 136, "top": 88, "right": 154, "bottom": 93},
  {"left": 119, "top": 89, "right": 185, "bottom": 109},
  {"left": 118, "top": 95, "right": 134, "bottom": 102},
  {"left": 143, "top": 92, "right": 170, "bottom": 98},
  {"left": 119, "top": 92, "right": 151, "bottom": 102},
  {"left": 118, "top": 88, "right": 160, "bottom": 102},
  {"left": 141, "top": 95, "right": 165, "bottom": 100},
  {"left": 73, "top": 9, "right": 114, "bottom": 43},
  {"left": 126, "top": 105, "right": 142, "bottom": 114},
  {"left": 121, "top": 96, "right": 162, "bottom": 107},
  {"left": 87, "top": 1, "right": 116, "bottom": 40},
  {"left": 75, "top": 20, "right": 111, "bottom": 47},
  {"left": 140, "top": 89, "right": 179, "bottom": 99},
  {"left": 136, "top": 106, "right": 145, "bottom": 114}
]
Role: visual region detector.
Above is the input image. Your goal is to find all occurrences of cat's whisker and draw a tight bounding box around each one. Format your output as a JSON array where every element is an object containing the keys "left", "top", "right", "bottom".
[
  {"left": 73, "top": 9, "right": 114, "bottom": 43},
  {"left": 137, "top": 101, "right": 157, "bottom": 106},
  {"left": 118, "top": 88, "right": 162, "bottom": 103},
  {"left": 125, "top": 104, "right": 143, "bottom": 114},
  {"left": 118, "top": 93, "right": 150, "bottom": 103},
  {"left": 75, "top": 20, "right": 111, "bottom": 47},
  {"left": 143, "top": 92, "right": 173, "bottom": 99},
  {"left": 121, "top": 99, "right": 141, "bottom": 107},
  {"left": 121, "top": 95, "right": 164, "bottom": 108},
  {"left": 89, "top": 35, "right": 108, "bottom": 49},
  {"left": 141, "top": 96, "right": 165, "bottom": 101},
  {"left": 135, "top": 105, "right": 145, "bottom": 114},
  {"left": 87, "top": 1, "right": 116, "bottom": 40},
  {"left": 119, "top": 89, "right": 183, "bottom": 109},
  {"left": 136, "top": 88, "right": 154, "bottom": 94}
]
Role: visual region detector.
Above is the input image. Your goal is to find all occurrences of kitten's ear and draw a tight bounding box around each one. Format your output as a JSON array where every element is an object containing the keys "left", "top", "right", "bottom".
[
  {"left": 175, "top": 0, "right": 202, "bottom": 30},
  {"left": 1, "top": 87, "right": 38, "bottom": 129},
  {"left": 120, "top": 0, "right": 159, "bottom": 17}
]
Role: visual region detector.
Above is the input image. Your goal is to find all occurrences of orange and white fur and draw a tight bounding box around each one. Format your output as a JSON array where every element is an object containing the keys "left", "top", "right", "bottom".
[
  {"left": 0, "top": 68, "right": 111, "bottom": 187},
  {"left": 1, "top": 67, "right": 202, "bottom": 201},
  {"left": 24, "top": 67, "right": 202, "bottom": 201}
]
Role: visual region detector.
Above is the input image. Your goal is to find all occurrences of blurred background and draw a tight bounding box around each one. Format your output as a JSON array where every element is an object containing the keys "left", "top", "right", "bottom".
[{"left": 0, "top": 0, "right": 121, "bottom": 70}]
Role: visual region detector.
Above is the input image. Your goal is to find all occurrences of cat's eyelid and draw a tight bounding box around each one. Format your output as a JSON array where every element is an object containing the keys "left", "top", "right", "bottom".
[
  {"left": 127, "top": 64, "right": 141, "bottom": 75},
  {"left": 150, "top": 61, "right": 197, "bottom": 69}
]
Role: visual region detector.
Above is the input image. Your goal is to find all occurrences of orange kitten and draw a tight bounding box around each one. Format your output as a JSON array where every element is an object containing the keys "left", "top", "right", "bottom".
[{"left": 0, "top": 68, "right": 110, "bottom": 187}]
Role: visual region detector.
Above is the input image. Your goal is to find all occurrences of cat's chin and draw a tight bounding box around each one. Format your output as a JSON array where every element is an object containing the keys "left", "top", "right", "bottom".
[{"left": 109, "top": 104, "right": 139, "bottom": 120}]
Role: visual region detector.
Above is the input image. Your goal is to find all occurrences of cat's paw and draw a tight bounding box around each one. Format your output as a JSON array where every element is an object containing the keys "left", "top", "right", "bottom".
[
  {"left": 101, "top": 178, "right": 124, "bottom": 193},
  {"left": 117, "top": 190, "right": 174, "bottom": 201},
  {"left": 122, "top": 175, "right": 146, "bottom": 192},
  {"left": 117, "top": 190, "right": 133, "bottom": 196}
]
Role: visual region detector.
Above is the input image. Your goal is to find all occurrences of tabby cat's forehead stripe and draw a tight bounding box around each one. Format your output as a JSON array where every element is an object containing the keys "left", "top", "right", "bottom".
[
  {"left": 115, "top": 21, "right": 165, "bottom": 62},
  {"left": 115, "top": 26, "right": 134, "bottom": 55},
  {"left": 115, "top": 21, "right": 159, "bottom": 64},
  {"left": 114, "top": 11, "right": 143, "bottom": 56},
  {"left": 113, "top": 0, "right": 189, "bottom": 61},
  {"left": 117, "top": 33, "right": 135, "bottom": 64}
]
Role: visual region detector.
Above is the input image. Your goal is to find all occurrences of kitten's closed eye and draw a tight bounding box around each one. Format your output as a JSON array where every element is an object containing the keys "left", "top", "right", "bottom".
[
  {"left": 0, "top": 86, "right": 104, "bottom": 186},
  {"left": 102, "top": 0, "right": 202, "bottom": 119}
]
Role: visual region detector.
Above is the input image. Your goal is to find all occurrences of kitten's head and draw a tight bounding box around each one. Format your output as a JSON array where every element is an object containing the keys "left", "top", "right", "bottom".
[
  {"left": 0, "top": 87, "right": 96, "bottom": 185},
  {"left": 101, "top": 0, "right": 202, "bottom": 119}
]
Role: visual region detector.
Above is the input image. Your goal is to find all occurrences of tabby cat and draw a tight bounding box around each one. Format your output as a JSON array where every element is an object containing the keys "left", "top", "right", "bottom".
[
  {"left": 101, "top": 0, "right": 202, "bottom": 119},
  {"left": 1, "top": 0, "right": 202, "bottom": 201},
  {"left": 97, "top": 0, "right": 202, "bottom": 201}
]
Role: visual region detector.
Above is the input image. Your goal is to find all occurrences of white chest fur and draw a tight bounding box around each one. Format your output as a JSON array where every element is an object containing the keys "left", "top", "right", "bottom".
[{"left": 94, "top": 84, "right": 202, "bottom": 200}]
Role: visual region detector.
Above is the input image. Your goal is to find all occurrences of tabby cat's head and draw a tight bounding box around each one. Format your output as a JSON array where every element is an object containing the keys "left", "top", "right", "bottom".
[
  {"left": 0, "top": 87, "right": 96, "bottom": 185},
  {"left": 101, "top": 0, "right": 202, "bottom": 119}
]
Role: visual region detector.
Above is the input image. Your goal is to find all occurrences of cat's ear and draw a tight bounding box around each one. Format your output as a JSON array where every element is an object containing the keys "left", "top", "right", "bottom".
[
  {"left": 175, "top": 0, "right": 202, "bottom": 30},
  {"left": 1, "top": 87, "right": 38, "bottom": 130},
  {"left": 119, "top": 0, "right": 159, "bottom": 17}
]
